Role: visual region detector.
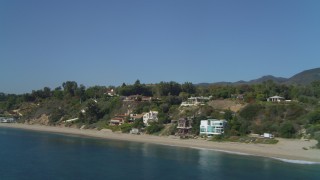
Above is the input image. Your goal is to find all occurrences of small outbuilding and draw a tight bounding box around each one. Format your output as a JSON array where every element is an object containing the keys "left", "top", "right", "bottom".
[
  {"left": 262, "top": 133, "right": 274, "bottom": 139},
  {"left": 130, "top": 128, "right": 140, "bottom": 135}
]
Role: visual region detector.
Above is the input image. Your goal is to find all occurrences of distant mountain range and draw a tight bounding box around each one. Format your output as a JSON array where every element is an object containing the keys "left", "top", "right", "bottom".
[{"left": 198, "top": 67, "right": 320, "bottom": 86}]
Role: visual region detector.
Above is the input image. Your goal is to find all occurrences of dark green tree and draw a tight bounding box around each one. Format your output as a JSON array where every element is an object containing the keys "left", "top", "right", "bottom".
[
  {"left": 192, "top": 115, "right": 206, "bottom": 135},
  {"left": 226, "top": 116, "right": 242, "bottom": 136},
  {"left": 43, "top": 87, "right": 52, "bottom": 98},
  {"left": 23, "top": 93, "right": 36, "bottom": 102},
  {"left": 157, "top": 81, "right": 182, "bottom": 96},
  {"left": 308, "top": 110, "right": 320, "bottom": 124},
  {"left": 224, "top": 109, "right": 233, "bottom": 121},
  {"left": 0, "top": 93, "right": 5, "bottom": 101},
  {"left": 85, "top": 100, "right": 101, "bottom": 124},
  {"left": 53, "top": 87, "right": 64, "bottom": 100},
  {"left": 181, "top": 82, "right": 196, "bottom": 94},
  {"left": 76, "top": 84, "right": 86, "bottom": 102},
  {"left": 85, "top": 86, "right": 105, "bottom": 99},
  {"left": 62, "top": 81, "right": 78, "bottom": 97}
]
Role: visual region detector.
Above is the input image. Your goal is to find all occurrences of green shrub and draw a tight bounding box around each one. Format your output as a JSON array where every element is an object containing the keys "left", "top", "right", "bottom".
[
  {"left": 119, "top": 123, "right": 133, "bottom": 133},
  {"left": 306, "top": 124, "right": 320, "bottom": 136},
  {"left": 49, "top": 108, "right": 65, "bottom": 123},
  {"left": 307, "top": 110, "right": 320, "bottom": 124},
  {"left": 212, "top": 135, "right": 224, "bottom": 142},
  {"left": 145, "top": 122, "right": 164, "bottom": 134},
  {"left": 279, "top": 122, "right": 296, "bottom": 138}
]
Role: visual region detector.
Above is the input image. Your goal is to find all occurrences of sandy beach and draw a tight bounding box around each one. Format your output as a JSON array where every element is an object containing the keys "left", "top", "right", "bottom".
[{"left": 1, "top": 123, "right": 320, "bottom": 163}]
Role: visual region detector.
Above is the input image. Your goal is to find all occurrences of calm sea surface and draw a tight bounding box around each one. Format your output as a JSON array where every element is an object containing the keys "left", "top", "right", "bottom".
[{"left": 0, "top": 127, "right": 319, "bottom": 180}]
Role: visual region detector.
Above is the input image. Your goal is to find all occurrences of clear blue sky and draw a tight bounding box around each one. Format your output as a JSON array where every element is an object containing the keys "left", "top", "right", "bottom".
[{"left": 1, "top": 0, "right": 319, "bottom": 94}]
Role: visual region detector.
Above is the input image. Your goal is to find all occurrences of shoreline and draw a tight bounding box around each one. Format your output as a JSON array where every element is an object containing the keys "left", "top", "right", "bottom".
[{"left": 1, "top": 123, "right": 320, "bottom": 163}]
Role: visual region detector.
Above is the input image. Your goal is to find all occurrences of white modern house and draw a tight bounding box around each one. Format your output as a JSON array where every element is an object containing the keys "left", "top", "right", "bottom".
[
  {"left": 267, "top": 96, "right": 285, "bottom": 102},
  {"left": 143, "top": 111, "right": 158, "bottom": 126},
  {"left": 200, "top": 119, "right": 227, "bottom": 136}
]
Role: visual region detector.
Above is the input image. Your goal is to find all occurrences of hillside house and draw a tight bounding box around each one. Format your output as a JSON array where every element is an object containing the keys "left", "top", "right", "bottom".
[
  {"left": 123, "top": 95, "right": 153, "bottom": 102},
  {"left": 129, "top": 113, "right": 144, "bottom": 122},
  {"left": 267, "top": 96, "right": 285, "bottom": 102},
  {"left": 180, "top": 96, "right": 212, "bottom": 107},
  {"left": 200, "top": 119, "right": 227, "bottom": 136},
  {"left": 143, "top": 111, "right": 158, "bottom": 126},
  {"left": 105, "top": 89, "right": 117, "bottom": 96},
  {"left": 231, "top": 94, "right": 245, "bottom": 100}
]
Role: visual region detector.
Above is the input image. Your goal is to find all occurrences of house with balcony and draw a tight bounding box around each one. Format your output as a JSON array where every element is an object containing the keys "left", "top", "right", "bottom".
[
  {"left": 177, "top": 118, "right": 192, "bottom": 136},
  {"left": 200, "top": 119, "right": 227, "bottom": 136}
]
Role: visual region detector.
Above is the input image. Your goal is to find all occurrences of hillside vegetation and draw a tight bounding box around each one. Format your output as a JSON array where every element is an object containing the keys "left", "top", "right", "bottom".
[{"left": 1, "top": 78, "right": 320, "bottom": 147}]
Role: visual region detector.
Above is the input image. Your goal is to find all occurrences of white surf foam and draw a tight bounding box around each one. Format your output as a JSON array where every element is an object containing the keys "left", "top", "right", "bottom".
[
  {"left": 190, "top": 146, "right": 320, "bottom": 165},
  {"left": 271, "top": 157, "right": 320, "bottom": 165}
]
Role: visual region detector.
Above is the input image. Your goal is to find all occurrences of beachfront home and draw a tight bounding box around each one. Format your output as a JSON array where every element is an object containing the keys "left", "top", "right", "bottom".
[
  {"left": 180, "top": 96, "right": 212, "bottom": 107},
  {"left": 109, "top": 117, "right": 125, "bottom": 126},
  {"left": 177, "top": 118, "right": 192, "bottom": 136},
  {"left": 143, "top": 111, "right": 158, "bottom": 126},
  {"left": 200, "top": 119, "right": 227, "bottom": 136},
  {"left": 109, "top": 114, "right": 127, "bottom": 126}
]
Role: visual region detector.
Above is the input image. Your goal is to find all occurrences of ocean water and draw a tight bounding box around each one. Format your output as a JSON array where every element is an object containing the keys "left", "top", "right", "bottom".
[{"left": 0, "top": 127, "right": 319, "bottom": 180}]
